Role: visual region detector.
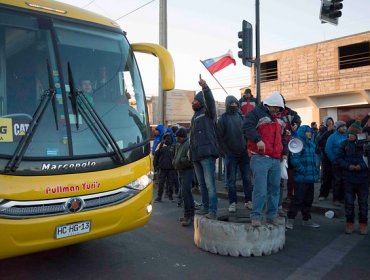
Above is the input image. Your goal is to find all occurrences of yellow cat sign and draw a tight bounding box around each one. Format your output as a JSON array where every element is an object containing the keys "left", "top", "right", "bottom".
[{"left": 0, "top": 118, "right": 13, "bottom": 142}]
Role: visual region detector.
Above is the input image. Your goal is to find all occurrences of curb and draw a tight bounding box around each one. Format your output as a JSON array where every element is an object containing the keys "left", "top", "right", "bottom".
[
  {"left": 192, "top": 181, "right": 345, "bottom": 219},
  {"left": 214, "top": 188, "right": 345, "bottom": 219}
]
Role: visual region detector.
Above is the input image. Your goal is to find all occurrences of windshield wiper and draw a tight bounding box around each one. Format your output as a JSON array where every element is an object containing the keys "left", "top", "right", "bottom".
[
  {"left": 5, "top": 60, "right": 59, "bottom": 173},
  {"left": 67, "top": 62, "right": 79, "bottom": 130},
  {"left": 67, "top": 62, "right": 125, "bottom": 164},
  {"left": 48, "top": 60, "right": 59, "bottom": 130}
]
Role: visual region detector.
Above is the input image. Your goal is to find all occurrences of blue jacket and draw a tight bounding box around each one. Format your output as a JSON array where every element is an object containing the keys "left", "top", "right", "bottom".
[
  {"left": 152, "top": 124, "right": 165, "bottom": 155},
  {"left": 290, "top": 125, "right": 319, "bottom": 183},
  {"left": 325, "top": 131, "right": 347, "bottom": 162}
]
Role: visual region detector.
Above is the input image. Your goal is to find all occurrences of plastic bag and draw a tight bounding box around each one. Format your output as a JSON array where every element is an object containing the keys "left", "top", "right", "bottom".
[{"left": 280, "top": 159, "right": 288, "bottom": 179}]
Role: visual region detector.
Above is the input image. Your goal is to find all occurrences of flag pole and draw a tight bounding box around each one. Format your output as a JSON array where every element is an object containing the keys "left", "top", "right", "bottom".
[{"left": 200, "top": 60, "right": 229, "bottom": 96}]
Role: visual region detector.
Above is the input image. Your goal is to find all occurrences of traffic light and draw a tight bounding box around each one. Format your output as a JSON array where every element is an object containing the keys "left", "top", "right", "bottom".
[
  {"left": 320, "top": 0, "right": 343, "bottom": 25},
  {"left": 238, "top": 20, "right": 253, "bottom": 67}
]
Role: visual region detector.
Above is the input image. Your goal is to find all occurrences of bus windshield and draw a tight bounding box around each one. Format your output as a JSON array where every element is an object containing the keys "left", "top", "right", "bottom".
[{"left": 0, "top": 10, "right": 149, "bottom": 160}]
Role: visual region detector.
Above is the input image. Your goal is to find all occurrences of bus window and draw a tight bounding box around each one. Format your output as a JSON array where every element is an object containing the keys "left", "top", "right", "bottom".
[
  {"left": 0, "top": 11, "right": 62, "bottom": 156},
  {"left": 54, "top": 21, "right": 149, "bottom": 155}
]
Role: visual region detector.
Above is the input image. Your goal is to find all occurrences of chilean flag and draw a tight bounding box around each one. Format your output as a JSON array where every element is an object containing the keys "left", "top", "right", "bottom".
[{"left": 201, "top": 50, "right": 236, "bottom": 75}]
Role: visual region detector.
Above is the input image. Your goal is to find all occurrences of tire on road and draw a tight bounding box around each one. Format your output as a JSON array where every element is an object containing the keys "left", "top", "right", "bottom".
[{"left": 194, "top": 215, "right": 285, "bottom": 257}]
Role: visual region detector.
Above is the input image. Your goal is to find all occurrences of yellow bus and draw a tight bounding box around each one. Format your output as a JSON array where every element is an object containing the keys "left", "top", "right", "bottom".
[{"left": 0, "top": 0, "right": 175, "bottom": 259}]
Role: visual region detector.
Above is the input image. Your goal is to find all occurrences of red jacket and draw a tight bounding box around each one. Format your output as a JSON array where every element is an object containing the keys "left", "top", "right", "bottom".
[
  {"left": 243, "top": 104, "right": 287, "bottom": 159},
  {"left": 239, "top": 96, "right": 257, "bottom": 116}
]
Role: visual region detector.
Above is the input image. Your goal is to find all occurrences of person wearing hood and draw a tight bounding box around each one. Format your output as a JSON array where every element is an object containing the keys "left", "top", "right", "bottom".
[
  {"left": 152, "top": 124, "right": 165, "bottom": 155},
  {"left": 325, "top": 120, "right": 348, "bottom": 206},
  {"left": 189, "top": 77, "right": 218, "bottom": 220},
  {"left": 217, "top": 96, "right": 252, "bottom": 213},
  {"left": 316, "top": 116, "right": 335, "bottom": 201},
  {"left": 285, "top": 125, "right": 320, "bottom": 230},
  {"left": 153, "top": 132, "right": 176, "bottom": 202},
  {"left": 165, "top": 127, "right": 177, "bottom": 144},
  {"left": 243, "top": 91, "right": 288, "bottom": 227},
  {"left": 164, "top": 126, "right": 180, "bottom": 199},
  {"left": 170, "top": 124, "right": 179, "bottom": 139},
  {"left": 336, "top": 121, "right": 369, "bottom": 235}
]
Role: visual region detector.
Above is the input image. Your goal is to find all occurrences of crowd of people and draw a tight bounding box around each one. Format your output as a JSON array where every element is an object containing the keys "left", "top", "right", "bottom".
[{"left": 151, "top": 77, "right": 369, "bottom": 235}]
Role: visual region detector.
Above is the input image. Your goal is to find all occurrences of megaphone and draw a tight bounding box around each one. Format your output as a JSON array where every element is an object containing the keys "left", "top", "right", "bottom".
[{"left": 288, "top": 138, "right": 303, "bottom": 153}]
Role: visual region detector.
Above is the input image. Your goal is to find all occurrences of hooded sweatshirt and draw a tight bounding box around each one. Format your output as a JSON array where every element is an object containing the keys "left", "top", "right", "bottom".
[
  {"left": 153, "top": 132, "right": 175, "bottom": 170},
  {"left": 263, "top": 91, "right": 285, "bottom": 108},
  {"left": 165, "top": 127, "right": 176, "bottom": 144},
  {"left": 216, "top": 95, "right": 246, "bottom": 156}
]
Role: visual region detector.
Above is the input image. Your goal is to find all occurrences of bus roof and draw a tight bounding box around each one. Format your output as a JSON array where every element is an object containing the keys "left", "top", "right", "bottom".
[{"left": 0, "top": 0, "right": 122, "bottom": 30}]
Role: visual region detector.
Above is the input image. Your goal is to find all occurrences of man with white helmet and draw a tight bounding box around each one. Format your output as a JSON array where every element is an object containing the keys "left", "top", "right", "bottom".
[{"left": 243, "top": 91, "right": 288, "bottom": 227}]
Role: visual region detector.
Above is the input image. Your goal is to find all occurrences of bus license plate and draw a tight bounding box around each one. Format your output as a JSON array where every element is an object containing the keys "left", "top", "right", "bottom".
[{"left": 55, "top": 221, "right": 91, "bottom": 239}]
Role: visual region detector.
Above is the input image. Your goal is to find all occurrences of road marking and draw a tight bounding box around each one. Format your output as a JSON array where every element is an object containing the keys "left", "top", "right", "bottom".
[{"left": 286, "top": 234, "right": 364, "bottom": 280}]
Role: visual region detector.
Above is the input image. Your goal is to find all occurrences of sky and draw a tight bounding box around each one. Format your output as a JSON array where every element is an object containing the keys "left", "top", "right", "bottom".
[{"left": 56, "top": 0, "right": 370, "bottom": 101}]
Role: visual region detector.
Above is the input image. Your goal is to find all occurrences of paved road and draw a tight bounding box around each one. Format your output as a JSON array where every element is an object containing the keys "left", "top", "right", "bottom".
[{"left": 0, "top": 193, "right": 369, "bottom": 280}]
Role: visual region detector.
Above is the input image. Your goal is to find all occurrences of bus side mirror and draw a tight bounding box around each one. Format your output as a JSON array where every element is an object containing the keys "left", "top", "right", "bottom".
[{"left": 131, "top": 43, "right": 175, "bottom": 91}]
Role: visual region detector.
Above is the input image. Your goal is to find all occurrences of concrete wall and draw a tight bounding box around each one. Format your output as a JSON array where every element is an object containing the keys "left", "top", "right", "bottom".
[{"left": 250, "top": 31, "right": 370, "bottom": 124}]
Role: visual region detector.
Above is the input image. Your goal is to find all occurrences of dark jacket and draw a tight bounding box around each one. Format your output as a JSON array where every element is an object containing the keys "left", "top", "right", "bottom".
[
  {"left": 153, "top": 133, "right": 175, "bottom": 170},
  {"left": 280, "top": 107, "right": 301, "bottom": 142},
  {"left": 316, "top": 127, "right": 334, "bottom": 160},
  {"left": 336, "top": 139, "right": 368, "bottom": 183},
  {"left": 173, "top": 138, "right": 193, "bottom": 170},
  {"left": 243, "top": 104, "right": 287, "bottom": 159},
  {"left": 290, "top": 125, "right": 319, "bottom": 183},
  {"left": 190, "top": 86, "right": 218, "bottom": 161},
  {"left": 217, "top": 95, "right": 246, "bottom": 157},
  {"left": 311, "top": 127, "right": 318, "bottom": 144}
]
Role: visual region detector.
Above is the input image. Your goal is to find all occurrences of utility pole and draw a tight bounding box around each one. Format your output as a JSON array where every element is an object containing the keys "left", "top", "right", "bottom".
[
  {"left": 255, "top": 0, "right": 261, "bottom": 104},
  {"left": 158, "top": 0, "right": 167, "bottom": 125}
]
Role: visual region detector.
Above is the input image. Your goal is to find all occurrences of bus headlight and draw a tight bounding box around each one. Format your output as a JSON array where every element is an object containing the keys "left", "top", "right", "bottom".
[
  {"left": 146, "top": 204, "right": 153, "bottom": 214},
  {"left": 127, "top": 172, "right": 153, "bottom": 190}
]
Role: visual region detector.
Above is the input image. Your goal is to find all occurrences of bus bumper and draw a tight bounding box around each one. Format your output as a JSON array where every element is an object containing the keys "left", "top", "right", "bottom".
[{"left": 0, "top": 183, "right": 153, "bottom": 260}]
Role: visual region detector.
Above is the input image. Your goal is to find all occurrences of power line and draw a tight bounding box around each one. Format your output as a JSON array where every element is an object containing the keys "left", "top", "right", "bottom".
[
  {"left": 115, "top": 0, "right": 156, "bottom": 21},
  {"left": 90, "top": 1, "right": 111, "bottom": 17},
  {"left": 82, "top": 0, "right": 95, "bottom": 8}
]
